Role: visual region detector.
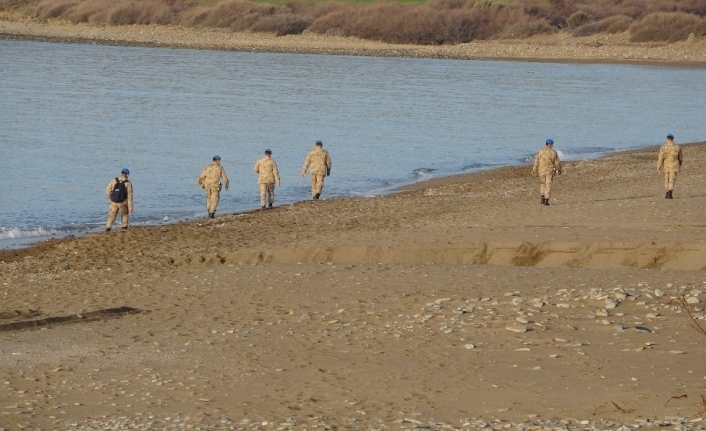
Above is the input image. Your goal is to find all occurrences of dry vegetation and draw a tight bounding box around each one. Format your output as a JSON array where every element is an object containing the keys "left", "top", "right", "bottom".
[{"left": 1, "top": 0, "right": 705, "bottom": 44}]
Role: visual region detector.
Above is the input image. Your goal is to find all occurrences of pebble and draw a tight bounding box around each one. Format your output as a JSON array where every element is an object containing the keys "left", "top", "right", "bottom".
[
  {"left": 506, "top": 325, "right": 528, "bottom": 334},
  {"left": 686, "top": 297, "right": 700, "bottom": 304},
  {"left": 605, "top": 299, "right": 618, "bottom": 309},
  {"left": 634, "top": 326, "right": 651, "bottom": 333}
]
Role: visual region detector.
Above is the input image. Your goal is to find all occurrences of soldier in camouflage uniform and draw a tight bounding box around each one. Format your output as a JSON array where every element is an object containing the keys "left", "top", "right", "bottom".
[
  {"left": 198, "top": 155, "right": 229, "bottom": 218},
  {"left": 105, "top": 167, "right": 133, "bottom": 231},
  {"left": 254, "top": 149, "right": 280, "bottom": 209},
  {"left": 657, "top": 134, "right": 683, "bottom": 199},
  {"left": 301, "top": 140, "right": 332, "bottom": 200},
  {"left": 531, "top": 139, "right": 562, "bottom": 206}
]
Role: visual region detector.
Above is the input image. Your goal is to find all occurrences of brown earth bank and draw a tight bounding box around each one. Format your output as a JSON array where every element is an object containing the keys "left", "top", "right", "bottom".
[
  {"left": 2, "top": 143, "right": 706, "bottom": 430},
  {"left": 2, "top": 10, "right": 706, "bottom": 65}
]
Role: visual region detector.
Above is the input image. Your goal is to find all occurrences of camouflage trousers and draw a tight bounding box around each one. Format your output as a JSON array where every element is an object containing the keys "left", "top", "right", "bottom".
[
  {"left": 310, "top": 174, "right": 325, "bottom": 198},
  {"left": 663, "top": 171, "right": 678, "bottom": 191},
  {"left": 539, "top": 174, "right": 554, "bottom": 198},
  {"left": 106, "top": 201, "right": 129, "bottom": 229},
  {"left": 259, "top": 183, "right": 275, "bottom": 206},
  {"left": 206, "top": 185, "right": 221, "bottom": 213}
]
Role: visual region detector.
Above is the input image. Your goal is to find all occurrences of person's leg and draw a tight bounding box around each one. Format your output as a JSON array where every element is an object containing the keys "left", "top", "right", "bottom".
[
  {"left": 544, "top": 175, "right": 552, "bottom": 199},
  {"left": 210, "top": 187, "right": 220, "bottom": 214},
  {"left": 668, "top": 172, "right": 677, "bottom": 191},
  {"left": 120, "top": 202, "right": 129, "bottom": 228},
  {"left": 106, "top": 203, "right": 119, "bottom": 230},
  {"left": 267, "top": 183, "right": 275, "bottom": 206},
  {"left": 310, "top": 175, "right": 317, "bottom": 198},
  {"left": 259, "top": 184, "right": 267, "bottom": 208}
]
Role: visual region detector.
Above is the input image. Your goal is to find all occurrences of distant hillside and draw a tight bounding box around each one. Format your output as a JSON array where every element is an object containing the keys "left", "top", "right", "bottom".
[{"left": 2, "top": 0, "right": 705, "bottom": 44}]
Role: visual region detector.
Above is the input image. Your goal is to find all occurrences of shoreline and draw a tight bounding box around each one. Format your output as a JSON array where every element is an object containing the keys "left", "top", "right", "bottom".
[
  {"left": 0, "top": 143, "right": 660, "bottom": 253},
  {"left": 2, "top": 141, "right": 703, "bottom": 258},
  {"left": 2, "top": 12, "right": 706, "bottom": 66}
]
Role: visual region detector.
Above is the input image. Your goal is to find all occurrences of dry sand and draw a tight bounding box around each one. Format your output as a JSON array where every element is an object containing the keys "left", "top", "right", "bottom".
[
  {"left": 2, "top": 143, "right": 706, "bottom": 430},
  {"left": 2, "top": 10, "right": 706, "bottom": 65}
]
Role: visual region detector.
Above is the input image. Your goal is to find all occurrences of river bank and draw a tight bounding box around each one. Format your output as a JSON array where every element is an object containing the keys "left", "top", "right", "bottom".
[
  {"left": 2, "top": 11, "right": 706, "bottom": 65},
  {"left": 2, "top": 143, "right": 706, "bottom": 429}
]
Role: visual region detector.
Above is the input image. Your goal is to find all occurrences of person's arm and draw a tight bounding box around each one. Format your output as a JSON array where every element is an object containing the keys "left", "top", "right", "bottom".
[
  {"left": 326, "top": 152, "right": 332, "bottom": 176},
  {"left": 531, "top": 152, "right": 540, "bottom": 177},
  {"left": 273, "top": 161, "right": 281, "bottom": 186},
  {"left": 221, "top": 167, "right": 229, "bottom": 191},
  {"left": 678, "top": 148, "right": 683, "bottom": 167},
  {"left": 127, "top": 181, "right": 134, "bottom": 213},
  {"left": 554, "top": 152, "right": 562, "bottom": 175},
  {"left": 254, "top": 160, "right": 260, "bottom": 174},
  {"left": 106, "top": 179, "right": 115, "bottom": 199},
  {"left": 198, "top": 167, "right": 206, "bottom": 188},
  {"left": 301, "top": 153, "right": 311, "bottom": 177}
]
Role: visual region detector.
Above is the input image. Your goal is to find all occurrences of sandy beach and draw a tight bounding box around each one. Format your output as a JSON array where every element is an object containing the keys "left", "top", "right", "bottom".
[
  {"left": 2, "top": 142, "right": 706, "bottom": 430},
  {"left": 2, "top": 11, "right": 706, "bottom": 66}
]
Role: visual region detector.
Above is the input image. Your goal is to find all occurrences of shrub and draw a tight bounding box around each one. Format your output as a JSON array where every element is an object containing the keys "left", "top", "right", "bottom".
[
  {"left": 251, "top": 13, "right": 310, "bottom": 35},
  {"left": 567, "top": 10, "right": 593, "bottom": 28},
  {"left": 501, "top": 19, "right": 553, "bottom": 38},
  {"left": 34, "top": 0, "right": 78, "bottom": 20},
  {"left": 629, "top": 12, "right": 705, "bottom": 42},
  {"left": 572, "top": 14, "right": 633, "bottom": 36},
  {"left": 0, "top": 0, "right": 29, "bottom": 9}
]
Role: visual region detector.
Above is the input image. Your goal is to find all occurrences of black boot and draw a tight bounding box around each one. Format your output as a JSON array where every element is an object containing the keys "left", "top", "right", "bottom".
[
  {"left": 667, "top": 190, "right": 673, "bottom": 199},
  {"left": 105, "top": 227, "right": 111, "bottom": 232},
  {"left": 209, "top": 212, "right": 215, "bottom": 218},
  {"left": 544, "top": 198, "right": 550, "bottom": 206},
  {"left": 314, "top": 193, "right": 320, "bottom": 200},
  {"left": 540, "top": 196, "right": 545, "bottom": 205},
  {"left": 268, "top": 202, "right": 273, "bottom": 208}
]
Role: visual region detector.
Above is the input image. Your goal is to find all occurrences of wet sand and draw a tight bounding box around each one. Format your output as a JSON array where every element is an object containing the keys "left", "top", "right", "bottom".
[
  {"left": 2, "top": 11, "right": 706, "bottom": 65},
  {"left": 2, "top": 143, "right": 706, "bottom": 430}
]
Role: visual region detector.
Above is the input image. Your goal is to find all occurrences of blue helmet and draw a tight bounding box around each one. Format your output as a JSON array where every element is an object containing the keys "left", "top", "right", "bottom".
[
  {"left": 667, "top": 134, "right": 674, "bottom": 140},
  {"left": 213, "top": 155, "right": 221, "bottom": 161},
  {"left": 545, "top": 139, "right": 554, "bottom": 145},
  {"left": 315, "top": 140, "right": 323, "bottom": 146},
  {"left": 121, "top": 167, "right": 130, "bottom": 175}
]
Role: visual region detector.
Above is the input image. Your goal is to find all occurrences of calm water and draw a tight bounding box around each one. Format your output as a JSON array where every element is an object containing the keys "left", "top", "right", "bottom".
[{"left": 1, "top": 40, "right": 705, "bottom": 249}]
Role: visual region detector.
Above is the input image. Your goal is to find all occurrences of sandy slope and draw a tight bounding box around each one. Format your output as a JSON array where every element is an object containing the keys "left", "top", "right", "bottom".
[
  {"left": 2, "top": 144, "right": 706, "bottom": 430},
  {"left": 2, "top": 11, "right": 706, "bottom": 65}
]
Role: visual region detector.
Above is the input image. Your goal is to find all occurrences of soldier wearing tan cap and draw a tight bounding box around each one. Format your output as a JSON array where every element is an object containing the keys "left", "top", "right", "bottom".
[{"left": 198, "top": 155, "right": 229, "bottom": 218}]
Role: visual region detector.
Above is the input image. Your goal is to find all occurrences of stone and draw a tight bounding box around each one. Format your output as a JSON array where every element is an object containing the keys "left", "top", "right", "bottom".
[
  {"left": 634, "top": 326, "right": 651, "bottom": 333},
  {"left": 506, "top": 325, "right": 528, "bottom": 334},
  {"left": 686, "top": 297, "right": 700, "bottom": 304}
]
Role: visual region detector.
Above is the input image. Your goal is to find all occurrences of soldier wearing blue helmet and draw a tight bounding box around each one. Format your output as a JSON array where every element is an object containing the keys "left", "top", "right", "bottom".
[
  {"left": 657, "top": 133, "right": 683, "bottom": 199},
  {"left": 531, "top": 139, "right": 562, "bottom": 206},
  {"left": 105, "top": 167, "right": 133, "bottom": 231},
  {"left": 198, "top": 155, "right": 229, "bottom": 218}
]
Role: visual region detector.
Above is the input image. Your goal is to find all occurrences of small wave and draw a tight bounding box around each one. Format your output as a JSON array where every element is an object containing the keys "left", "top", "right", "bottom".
[
  {"left": 461, "top": 162, "right": 492, "bottom": 171},
  {"left": 0, "top": 227, "right": 63, "bottom": 240},
  {"left": 412, "top": 168, "right": 436, "bottom": 181}
]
